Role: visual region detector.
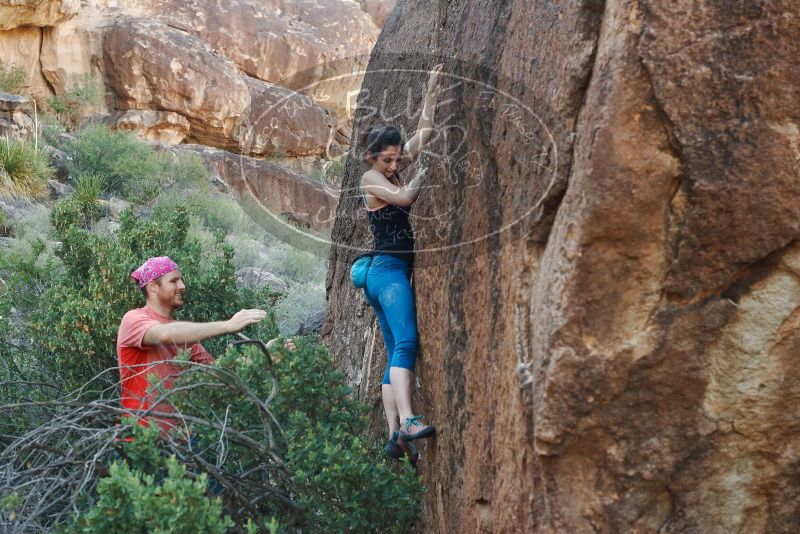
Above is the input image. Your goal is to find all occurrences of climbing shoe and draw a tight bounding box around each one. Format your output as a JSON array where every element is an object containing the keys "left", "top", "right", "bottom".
[
  {"left": 400, "top": 415, "right": 436, "bottom": 441},
  {"left": 386, "top": 431, "right": 404, "bottom": 459},
  {"left": 386, "top": 431, "right": 419, "bottom": 466}
]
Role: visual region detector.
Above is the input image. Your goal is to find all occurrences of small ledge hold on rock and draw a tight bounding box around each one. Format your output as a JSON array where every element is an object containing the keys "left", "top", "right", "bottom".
[{"left": 0, "top": 93, "right": 30, "bottom": 113}]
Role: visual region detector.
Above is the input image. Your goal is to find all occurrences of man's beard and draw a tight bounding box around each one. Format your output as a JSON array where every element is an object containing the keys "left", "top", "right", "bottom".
[{"left": 161, "top": 292, "right": 183, "bottom": 311}]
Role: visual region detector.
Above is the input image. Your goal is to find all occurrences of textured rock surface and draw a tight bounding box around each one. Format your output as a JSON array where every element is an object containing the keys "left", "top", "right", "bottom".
[
  {"left": 39, "top": 2, "right": 112, "bottom": 110},
  {"left": 173, "top": 144, "right": 337, "bottom": 233},
  {"left": 0, "top": 95, "right": 35, "bottom": 139},
  {"left": 359, "top": 0, "right": 395, "bottom": 28},
  {"left": 0, "top": 26, "right": 52, "bottom": 96},
  {"left": 0, "top": 92, "right": 28, "bottom": 112},
  {"left": 0, "top": 0, "right": 79, "bottom": 30},
  {"left": 104, "top": 110, "right": 190, "bottom": 144},
  {"left": 240, "top": 77, "right": 339, "bottom": 158},
  {"left": 139, "top": 0, "right": 378, "bottom": 119},
  {"left": 103, "top": 18, "right": 250, "bottom": 150},
  {"left": 324, "top": 0, "right": 800, "bottom": 532}
]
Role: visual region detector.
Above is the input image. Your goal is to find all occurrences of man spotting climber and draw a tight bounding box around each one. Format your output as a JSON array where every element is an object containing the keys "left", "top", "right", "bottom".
[{"left": 116, "top": 256, "right": 293, "bottom": 432}]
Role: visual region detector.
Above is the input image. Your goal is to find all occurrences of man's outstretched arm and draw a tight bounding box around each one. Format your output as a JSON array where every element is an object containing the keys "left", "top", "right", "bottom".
[{"left": 143, "top": 309, "right": 267, "bottom": 346}]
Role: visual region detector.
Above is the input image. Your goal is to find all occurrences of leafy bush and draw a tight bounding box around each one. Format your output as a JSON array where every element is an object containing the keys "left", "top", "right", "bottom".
[
  {"left": 160, "top": 191, "right": 259, "bottom": 237},
  {"left": 0, "top": 60, "right": 27, "bottom": 94},
  {"left": 162, "top": 151, "right": 210, "bottom": 191},
  {"left": 73, "top": 458, "right": 233, "bottom": 534},
  {"left": 64, "top": 125, "right": 162, "bottom": 203},
  {"left": 0, "top": 207, "right": 9, "bottom": 236},
  {"left": 41, "top": 114, "right": 67, "bottom": 147},
  {"left": 0, "top": 137, "right": 54, "bottom": 198},
  {"left": 170, "top": 338, "right": 424, "bottom": 532},
  {"left": 45, "top": 77, "right": 103, "bottom": 129},
  {"left": 34, "top": 204, "right": 272, "bottom": 394},
  {"left": 72, "top": 173, "right": 106, "bottom": 224},
  {"left": 313, "top": 156, "right": 346, "bottom": 186}
]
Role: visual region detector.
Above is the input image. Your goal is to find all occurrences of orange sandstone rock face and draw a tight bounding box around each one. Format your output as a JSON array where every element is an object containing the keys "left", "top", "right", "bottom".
[
  {"left": 0, "top": 0, "right": 79, "bottom": 31},
  {"left": 324, "top": 0, "right": 800, "bottom": 532},
  {"left": 172, "top": 144, "right": 337, "bottom": 233},
  {"left": 138, "top": 0, "right": 379, "bottom": 119},
  {"left": 103, "top": 19, "right": 250, "bottom": 150}
]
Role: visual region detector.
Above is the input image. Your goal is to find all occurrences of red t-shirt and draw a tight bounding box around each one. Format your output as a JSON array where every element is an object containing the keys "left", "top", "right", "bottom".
[{"left": 116, "top": 306, "right": 214, "bottom": 432}]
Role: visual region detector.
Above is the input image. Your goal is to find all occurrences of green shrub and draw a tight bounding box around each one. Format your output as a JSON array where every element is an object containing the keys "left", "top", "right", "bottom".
[
  {"left": 71, "top": 173, "right": 106, "bottom": 225},
  {"left": 45, "top": 77, "right": 103, "bottom": 129},
  {"left": 41, "top": 115, "right": 67, "bottom": 147},
  {"left": 73, "top": 458, "right": 233, "bottom": 534},
  {"left": 313, "top": 156, "right": 346, "bottom": 185},
  {"left": 0, "top": 60, "right": 27, "bottom": 94},
  {"left": 173, "top": 338, "right": 424, "bottom": 532},
  {"left": 65, "top": 125, "right": 162, "bottom": 203},
  {"left": 186, "top": 193, "right": 259, "bottom": 235},
  {"left": 163, "top": 151, "right": 210, "bottom": 190},
  {"left": 0, "top": 137, "right": 53, "bottom": 198},
  {"left": 34, "top": 204, "right": 273, "bottom": 394}
]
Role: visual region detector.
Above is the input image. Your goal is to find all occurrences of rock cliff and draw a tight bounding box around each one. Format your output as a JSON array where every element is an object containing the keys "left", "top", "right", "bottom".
[
  {"left": 324, "top": 0, "right": 800, "bottom": 532},
  {"left": 0, "top": 0, "right": 376, "bottom": 228}
]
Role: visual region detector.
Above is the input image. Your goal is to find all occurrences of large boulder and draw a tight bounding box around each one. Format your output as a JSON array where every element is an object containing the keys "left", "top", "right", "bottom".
[
  {"left": 324, "top": 0, "right": 800, "bottom": 532},
  {"left": 139, "top": 0, "right": 379, "bottom": 119},
  {"left": 239, "top": 77, "right": 339, "bottom": 158},
  {"left": 173, "top": 144, "right": 337, "bottom": 234},
  {"left": 103, "top": 18, "right": 250, "bottom": 150},
  {"left": 0, "top": 92, "right": 28, "bottom": 112},
  {"left": 0, "top": 0, "right": 79, "bottom": 30}
]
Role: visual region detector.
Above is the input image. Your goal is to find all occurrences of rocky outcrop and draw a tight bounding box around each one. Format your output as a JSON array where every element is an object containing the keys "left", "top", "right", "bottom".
[
  {"left": 0, "top": 27, "right": 52, "bottom": 97},
  {"left": 240, "top": 77, "right": 339, "bottom": 158},
  {"left": 139, "top": 0, "right": 378, "bottom": 119},
  {"left": 359, "top": 0, "right": 395, "bottom": 28},
  {"left": 103, "top": 19, "right": 250, "bottom": 150},
  {"left": 324, "top": 0, "right": 800, "bottom": 532},
  {"left": 104, "top": 110, "right": 190, "bottom": 145},
  {"left": 39, "top": 3, "right": 111, "bottom": 108},
  {"left": 102, "top": 17, "right": 344, "bottom": 157},
  {"left": 173, "top": 144, "right": 337, "bottom": 233},
  {"left": 0, "top": 93, "right": 34, "bottom": 139},
  {"left": 0, "top": 0, "right": 79, "bottom": 31}
]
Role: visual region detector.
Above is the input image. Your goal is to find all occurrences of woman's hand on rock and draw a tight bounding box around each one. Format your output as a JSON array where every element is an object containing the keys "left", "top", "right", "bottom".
[{"left": 427, "top": 63, "right": 445, "bottom": 97}]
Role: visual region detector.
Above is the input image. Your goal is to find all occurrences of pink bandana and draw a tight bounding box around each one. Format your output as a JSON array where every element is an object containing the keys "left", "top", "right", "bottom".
[{"left": 131, "top": 256, "right": 179, "bottom": 288}]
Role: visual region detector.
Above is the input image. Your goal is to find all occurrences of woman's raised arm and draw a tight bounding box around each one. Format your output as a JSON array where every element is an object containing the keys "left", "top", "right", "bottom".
[{"left": 404, "top": 64, "right": 444, "bottom": 162}]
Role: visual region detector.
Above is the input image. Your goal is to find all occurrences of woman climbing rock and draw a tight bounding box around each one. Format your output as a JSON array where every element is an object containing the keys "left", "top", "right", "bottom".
[{"left": 359, "top": 63, "right": 444, "bottom": 464}]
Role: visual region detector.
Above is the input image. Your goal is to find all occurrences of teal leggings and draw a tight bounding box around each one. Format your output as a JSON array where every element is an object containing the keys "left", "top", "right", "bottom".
[{"left": 364, "top": 255, "right": 418, "bottom": 385}]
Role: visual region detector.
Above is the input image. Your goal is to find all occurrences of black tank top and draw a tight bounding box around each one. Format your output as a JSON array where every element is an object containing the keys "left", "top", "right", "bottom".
[{"left": 367, "top": 203, "right": 414, "bottom": 266}]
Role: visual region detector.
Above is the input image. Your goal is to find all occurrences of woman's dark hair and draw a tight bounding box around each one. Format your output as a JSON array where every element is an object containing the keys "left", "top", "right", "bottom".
[{"left": 362, "top": 125, "right": 404, "bottom": 160}]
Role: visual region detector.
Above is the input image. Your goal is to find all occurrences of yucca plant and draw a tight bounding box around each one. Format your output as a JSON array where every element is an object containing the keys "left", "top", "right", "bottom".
[
  {"left": 0, "top": 137, "right": 53, "bottom": 198},
  {"left": 72, "top": 172, "right": 106, "bottom": 226}
]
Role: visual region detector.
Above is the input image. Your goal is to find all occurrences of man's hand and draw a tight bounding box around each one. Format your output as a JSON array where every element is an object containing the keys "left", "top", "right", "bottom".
[
  {"left": 266, "top": 337, "right": 296, "bottom": 352},
  {"left": 226, "top": 309, "right": 268, "bottom": 333}
]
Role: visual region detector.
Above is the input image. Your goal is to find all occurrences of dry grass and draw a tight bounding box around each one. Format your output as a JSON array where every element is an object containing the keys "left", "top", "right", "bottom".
[{"left": 0, "top": 138, "right": 53, "bottom": 199}]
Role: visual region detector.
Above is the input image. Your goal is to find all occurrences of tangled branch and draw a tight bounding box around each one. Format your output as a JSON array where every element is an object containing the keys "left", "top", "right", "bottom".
[{"left": 0, "top": 337, "right": 302, "bottom": 532}]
